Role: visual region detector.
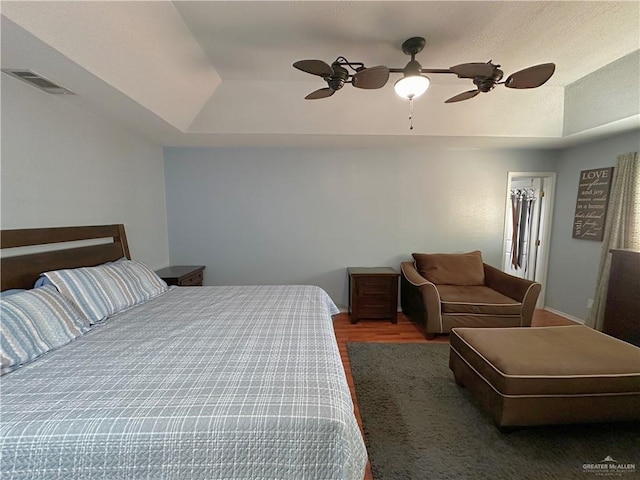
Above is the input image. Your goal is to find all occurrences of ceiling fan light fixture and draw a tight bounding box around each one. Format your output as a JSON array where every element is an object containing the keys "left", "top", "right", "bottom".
[
  {"left": 394, "top": 74, "right": 430, "bottom": 99},
  {"left": 294, "top": 37, "right": 555, "bottom": 116}
]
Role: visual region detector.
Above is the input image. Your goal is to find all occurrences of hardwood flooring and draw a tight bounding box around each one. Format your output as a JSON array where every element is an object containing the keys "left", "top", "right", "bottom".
[{"left": 334, "top": 309, "right": 577, "bottom": 480}]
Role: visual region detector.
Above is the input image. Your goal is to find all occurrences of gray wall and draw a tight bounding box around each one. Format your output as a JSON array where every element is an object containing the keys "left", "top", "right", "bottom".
[
  {"left": 1, "top": 75, "right": 170, "bottom": 268},
  {"left": 545, "top": 129, "right": 640, "bottom": 320},
  {"left": 164, "top": 146, "right": 557, "bottom": 309},
  {"left": 563, "top": 51, "right": 640, "bottom": 136},
  {"left": 3, "top": 60, "right": 635, "bottom": 317}
]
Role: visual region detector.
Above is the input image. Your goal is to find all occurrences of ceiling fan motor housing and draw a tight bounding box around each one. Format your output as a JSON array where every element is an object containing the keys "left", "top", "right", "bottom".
[
  {"left": 403, "top": 59, "right": 423, "bottom": 76},
  {"left": 474, "top": 68, "right": 504, "bottom": 92},
  {"left": 328, "top": 63, "right": 349, "bottom": 90}
]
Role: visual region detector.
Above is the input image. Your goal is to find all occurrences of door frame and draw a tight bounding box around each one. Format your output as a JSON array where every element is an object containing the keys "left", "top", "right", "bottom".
[{"left": 502, "top": 172, "right": 556, "bottom": 308}]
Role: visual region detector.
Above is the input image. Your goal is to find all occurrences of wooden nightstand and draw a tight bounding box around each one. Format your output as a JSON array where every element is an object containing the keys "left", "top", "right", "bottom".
[
  {"left": 155, "top": 265, "right": 205, "bottom": 286},
  {"left": 348, "top": 267, "right": 399, "bottom": 324}
]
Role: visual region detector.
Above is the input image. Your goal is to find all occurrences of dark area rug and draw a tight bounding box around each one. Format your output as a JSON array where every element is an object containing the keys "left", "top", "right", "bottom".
[{"left": 348, "top": 342, "right": 639, "bottom": 480}]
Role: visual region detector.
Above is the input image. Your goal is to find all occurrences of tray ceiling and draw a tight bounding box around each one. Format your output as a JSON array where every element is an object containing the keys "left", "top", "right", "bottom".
[{"left": 2, "top": 1, "right": 639, "bottom": 148}]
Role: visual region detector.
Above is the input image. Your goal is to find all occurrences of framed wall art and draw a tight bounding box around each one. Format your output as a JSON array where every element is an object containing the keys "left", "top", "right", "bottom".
[{"left": 572, "top": 167, "right": 614, "bottom": 241}]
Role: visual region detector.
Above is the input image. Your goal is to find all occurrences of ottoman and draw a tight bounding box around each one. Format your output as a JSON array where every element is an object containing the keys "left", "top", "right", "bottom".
[{"left": 449, "top": 325, "right": 640, "bottom": 428}]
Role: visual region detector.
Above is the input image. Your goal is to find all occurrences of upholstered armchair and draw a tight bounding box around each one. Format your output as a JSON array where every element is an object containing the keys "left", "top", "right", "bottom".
[{"left": 400, "top": 251, "right": 541, "bottom": 339}]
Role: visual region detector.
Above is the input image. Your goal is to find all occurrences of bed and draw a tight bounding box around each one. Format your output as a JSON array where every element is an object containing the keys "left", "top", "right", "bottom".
[{"left": 0, "top": 225, "right": 367, "bottom": 480}]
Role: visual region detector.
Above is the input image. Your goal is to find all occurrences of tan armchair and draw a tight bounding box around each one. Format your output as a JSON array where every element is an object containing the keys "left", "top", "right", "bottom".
[{"left": 400, "top": 251, "right": 541, "bottom": 339}]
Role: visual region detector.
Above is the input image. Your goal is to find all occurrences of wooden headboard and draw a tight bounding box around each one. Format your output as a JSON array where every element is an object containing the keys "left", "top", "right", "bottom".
[{"left": 1, "top": 224, "right": 130, "bottom": 291}]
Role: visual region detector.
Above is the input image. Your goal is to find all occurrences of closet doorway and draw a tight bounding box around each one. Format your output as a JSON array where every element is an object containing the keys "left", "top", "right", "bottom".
[{"left": 502, "top": 172, "right": 556, "bottom": 308}]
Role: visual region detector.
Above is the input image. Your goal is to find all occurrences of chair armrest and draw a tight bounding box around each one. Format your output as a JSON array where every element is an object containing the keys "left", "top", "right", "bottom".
[
  {"left": 483, "top": 263, "right": 541, "bottom": 327},
  {"left": 483, "top": 264, "right": 538, "bottom": 302},
  {"left": 400, "top": 262, "right": 443, "bottom": 334},
  {"left": 401, "top": 261, "right": 429, "bottom": 286}
]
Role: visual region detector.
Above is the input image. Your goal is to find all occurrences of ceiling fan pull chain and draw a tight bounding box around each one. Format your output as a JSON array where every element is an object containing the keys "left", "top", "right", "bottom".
[{"left": 409, "top": 96, "right": 414, "bottom": 130}]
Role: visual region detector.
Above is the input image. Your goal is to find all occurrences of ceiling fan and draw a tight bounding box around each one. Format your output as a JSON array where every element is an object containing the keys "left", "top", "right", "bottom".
[{"left": 293, "top": 36, "right": 555, "bottom": 103}]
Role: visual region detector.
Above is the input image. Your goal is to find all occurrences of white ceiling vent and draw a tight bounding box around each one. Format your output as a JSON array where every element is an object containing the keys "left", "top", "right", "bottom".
[{"left": 1, "top": 69, "right": 75, "bottom": 95}]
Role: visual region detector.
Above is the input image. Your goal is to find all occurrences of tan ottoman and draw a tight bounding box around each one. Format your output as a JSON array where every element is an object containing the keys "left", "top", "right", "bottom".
[{"left": 449, "top": 325, "right": 640, "bottom": 428}]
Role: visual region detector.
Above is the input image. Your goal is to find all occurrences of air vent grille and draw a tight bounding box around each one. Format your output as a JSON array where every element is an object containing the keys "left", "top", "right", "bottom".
[{"left": 1, "top": 69, "right": 75, "bottom": 95}]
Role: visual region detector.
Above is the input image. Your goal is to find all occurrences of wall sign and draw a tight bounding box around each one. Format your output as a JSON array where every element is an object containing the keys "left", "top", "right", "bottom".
[{"left": 572, "top": 167, "right": 614, "bottom": 241}]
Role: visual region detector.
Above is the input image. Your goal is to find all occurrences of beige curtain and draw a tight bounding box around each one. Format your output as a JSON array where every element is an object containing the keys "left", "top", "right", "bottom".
[{"left": 587, "top": 152, "right": 640, "bottom": 330}]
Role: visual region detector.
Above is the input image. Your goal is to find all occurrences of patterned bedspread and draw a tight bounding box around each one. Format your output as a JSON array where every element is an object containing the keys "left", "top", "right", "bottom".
[{"left": 0, "top": 285, "right": 367, "bottom": 480}]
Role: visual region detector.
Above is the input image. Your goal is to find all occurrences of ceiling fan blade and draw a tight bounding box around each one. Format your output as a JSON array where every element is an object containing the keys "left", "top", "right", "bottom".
[
  {"left": 293, "top": 60, "right": 333, "bottom": 77},
  {"left": 444, "top": 89, "right": 481, "bottom": 103},
  {"left": 449, "top": 62, "right": 494, "bottom": 78},
  {"left": 305, "top": 87, "right": 335, "bottom": 100},
  {"left": 352, "top": 65, "right": 390, "bottom": 89},
  {"left": 505, "top": 63, "right": 556, "bottom": 89}
]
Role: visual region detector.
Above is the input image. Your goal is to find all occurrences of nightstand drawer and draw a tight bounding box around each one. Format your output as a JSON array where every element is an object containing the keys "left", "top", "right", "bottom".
[
  {"left": 358, "top": 277, "right": 395, "bottom": 296},
  {"left": 156, "top": 265, "right": 205, "bottom": 287},
  {"left": 180, "top": 270, "right": 203, "bottom": 286},
  {"left": 358, "top": 298, "right": 394, "bottom": 317}
]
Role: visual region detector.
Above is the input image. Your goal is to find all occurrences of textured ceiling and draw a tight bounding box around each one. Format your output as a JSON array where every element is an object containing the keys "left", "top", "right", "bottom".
[
  {"left": 175, "top": 1, "right": 638, "bottom": 85},
  {"left": 2, "top": 1, "right": 639, "bottom": 148}
]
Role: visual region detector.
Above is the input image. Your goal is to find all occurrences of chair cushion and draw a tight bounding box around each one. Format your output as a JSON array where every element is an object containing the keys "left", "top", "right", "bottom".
[
  {"left": 437, "top": 285, "right": 521, "bottom": 315},
  {"left": 412, "top": 251, "right": 484, "bottom": 285}
]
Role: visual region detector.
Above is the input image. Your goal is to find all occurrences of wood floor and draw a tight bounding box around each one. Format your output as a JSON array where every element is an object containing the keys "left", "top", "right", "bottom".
[{"left": 333, "top": 309, "right": 577, "bottom": 480}]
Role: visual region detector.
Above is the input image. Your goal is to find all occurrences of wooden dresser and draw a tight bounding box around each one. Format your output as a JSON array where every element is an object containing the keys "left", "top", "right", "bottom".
[
  {"left": 603, "top": 249, "right": 640, "bottom": 346},
  {"left": 348, "top": 267, "right": 399, "bottom": 324}
]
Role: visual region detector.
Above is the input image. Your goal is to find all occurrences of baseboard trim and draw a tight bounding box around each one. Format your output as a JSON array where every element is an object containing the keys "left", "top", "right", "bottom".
[
  {"left": 335, "top": 306, "right": 403, "bottom": 313},
  {"left": 544, "top": 306, "right": 585, "bottom": 324}
]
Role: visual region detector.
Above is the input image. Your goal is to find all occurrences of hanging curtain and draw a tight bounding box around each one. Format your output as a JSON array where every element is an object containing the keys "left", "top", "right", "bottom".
[
  {"left": 510, "top": 189, "right": 536, "bottom": 270},
  {"left": 587, "top": 152, "right": 640, "bottom": 331}
]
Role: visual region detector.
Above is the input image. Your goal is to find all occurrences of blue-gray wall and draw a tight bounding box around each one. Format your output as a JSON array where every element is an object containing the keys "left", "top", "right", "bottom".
[
  {"left": 545, "top": 129, "right": 640, "bottom": 320},
  {"left": 563, "top": 51, "right": 640, "bottom": 136},
  {"left": 164, "top": 146, "right": 556, "bottom": 309},
  {"left": 1, "top": 70, "right": 170, "bottom": 268}
]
